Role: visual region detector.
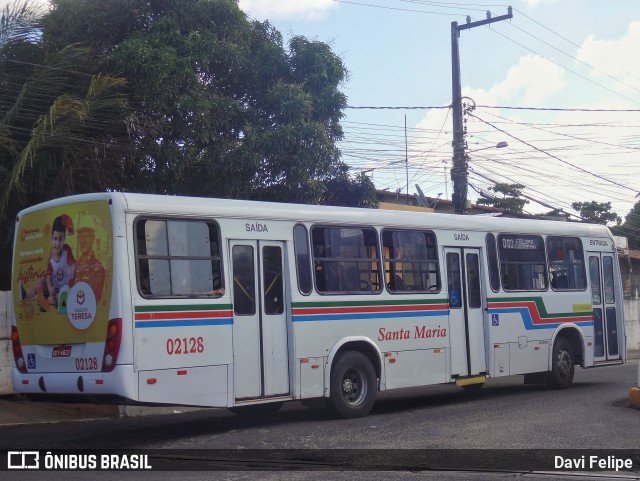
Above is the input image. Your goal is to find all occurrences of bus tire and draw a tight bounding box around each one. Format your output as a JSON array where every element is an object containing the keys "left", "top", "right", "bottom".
[
  {"left": 548, "top": 337, "right": 574, "bottom": 389},
  {"left": 328, "top": 351, "right": 376, "bottom": 418}
]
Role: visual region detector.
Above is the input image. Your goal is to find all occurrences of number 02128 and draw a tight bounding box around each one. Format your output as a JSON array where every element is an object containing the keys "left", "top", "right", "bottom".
[{"left": 166, "top": 337, "right": 204, "bottom": 355}]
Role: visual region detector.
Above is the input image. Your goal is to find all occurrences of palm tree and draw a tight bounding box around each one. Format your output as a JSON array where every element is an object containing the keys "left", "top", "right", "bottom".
[
  {"left": 0, "top": 1, "right": 134, "bottom": 219},
  {"left": 0, "top": 0, "right": 46, "bottom": 45},
  {"left": 0, "top": 0, "right": 135, "bottom": 290}
]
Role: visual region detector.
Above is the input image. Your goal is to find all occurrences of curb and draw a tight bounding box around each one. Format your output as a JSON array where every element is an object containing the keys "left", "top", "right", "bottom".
[{"left": 630, "top": 387, "right": 640, "bottom": 410}]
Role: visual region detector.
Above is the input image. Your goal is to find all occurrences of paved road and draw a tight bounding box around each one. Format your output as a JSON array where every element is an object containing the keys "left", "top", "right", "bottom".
[{"left": 1, "top": 361, "right": 638, "bottom": 480}]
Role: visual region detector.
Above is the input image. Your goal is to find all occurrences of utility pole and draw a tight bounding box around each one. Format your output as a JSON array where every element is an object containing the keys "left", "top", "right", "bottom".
[{"left": 451, "top": 7, "right": 512, "bottom": 214}]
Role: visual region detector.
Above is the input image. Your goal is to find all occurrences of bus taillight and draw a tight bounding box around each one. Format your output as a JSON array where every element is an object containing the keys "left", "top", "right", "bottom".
[
  {"left": 102, "top": 318, "right": 122, "bottom": 372},
  {"left": 11, "top": 326, "right": 27, "bottom": 374}
]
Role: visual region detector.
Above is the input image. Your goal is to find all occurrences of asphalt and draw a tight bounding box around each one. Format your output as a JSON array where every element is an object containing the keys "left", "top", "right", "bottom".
[
  {"left": 1, "top": 351, "right": 638, "bottom": 426},
  {"left": 0, "top": 395, "right": 119, "bottom": 426}
]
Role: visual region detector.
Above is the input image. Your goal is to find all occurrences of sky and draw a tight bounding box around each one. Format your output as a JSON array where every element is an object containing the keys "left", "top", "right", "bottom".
[{"left": 238, "top": 0, "right": 640, "bottom": 221}]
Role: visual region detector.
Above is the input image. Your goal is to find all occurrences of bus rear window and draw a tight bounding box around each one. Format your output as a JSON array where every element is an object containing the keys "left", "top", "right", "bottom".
[{"left": 136, "top": 219, "right": 223, "bottom": 297}]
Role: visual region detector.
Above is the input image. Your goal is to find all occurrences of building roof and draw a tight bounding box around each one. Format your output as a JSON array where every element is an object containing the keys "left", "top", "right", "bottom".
[{"left": 375, "top": 190, "right": 504, "bottom": 214}]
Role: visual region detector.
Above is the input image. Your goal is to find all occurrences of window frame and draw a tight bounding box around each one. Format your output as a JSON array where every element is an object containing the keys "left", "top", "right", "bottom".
[
  {"left": 381, "top": 228, "right": 441, "bottom": 294},
  {"left": 486, "top": 233, "right": 500, "bottom": 293},
  {"left": 293, "top": 223, "right": 313, "bottom": 296},
  {"left": 497, "top": 233, "right": 548, "bottom": 292},
  {"left": 134, "top": 216, "right": 224, "bottom": 299},
  {"left": 310, "top": 224, "right": 382, "bottom": 295},
  {"left": 546, "top": 236, "right": 587, "bottom": 292}
]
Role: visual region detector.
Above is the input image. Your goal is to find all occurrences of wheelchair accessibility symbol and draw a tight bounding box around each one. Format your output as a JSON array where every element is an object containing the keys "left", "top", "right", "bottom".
[{"left": 492, "top": 314, "right": 500, "bottom": 326}]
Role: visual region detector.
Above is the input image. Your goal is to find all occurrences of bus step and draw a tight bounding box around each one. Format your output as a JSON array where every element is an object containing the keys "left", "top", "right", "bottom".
[
  {"left": 594, "top": 359, "right": 624, "bottom": 367},
  {"left": 455, "top": 376, "right": 486, "bottom": 387}
]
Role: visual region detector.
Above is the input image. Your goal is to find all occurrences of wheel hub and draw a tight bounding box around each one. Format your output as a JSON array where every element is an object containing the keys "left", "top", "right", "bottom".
[{"left": 343, "top": 378, "right": 354, "bottom": 394}]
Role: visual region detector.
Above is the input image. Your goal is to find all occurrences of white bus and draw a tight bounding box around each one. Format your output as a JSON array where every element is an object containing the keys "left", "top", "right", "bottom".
[{"left": 10, "top": 193, "right": 626, "bottom": 418}]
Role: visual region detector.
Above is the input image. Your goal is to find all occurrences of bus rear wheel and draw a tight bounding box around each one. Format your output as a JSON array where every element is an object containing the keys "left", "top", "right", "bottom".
[
  {"left": 548, "top": 337, "right": 574, "bottom": 389},
  {"left": 328, "top": 351, "right": 376, "bottom": 419}
]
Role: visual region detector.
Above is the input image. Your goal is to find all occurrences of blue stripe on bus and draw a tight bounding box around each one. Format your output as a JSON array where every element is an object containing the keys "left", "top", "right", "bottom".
[
  {"left": 487, "top": 307, "right": 593, "bottom": 330},
  {"left": 135, "top": 318, "right": 233, "bottom": 328},
  {"left": 292, "top": 310, "right": 449, "bottom": 322}
]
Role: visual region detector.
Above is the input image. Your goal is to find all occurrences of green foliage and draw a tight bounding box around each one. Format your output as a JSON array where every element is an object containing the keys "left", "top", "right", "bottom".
[
  {"left": 611, "top": 201, "right": 640, "bottom": 249},
  {"left": 539, "top": 208, "right": 569, "bottom": 219},
  {"left": 476, "top": 183, "right": 528, "bottom": 213},
  {"left": 571, "top": 201, "right": 620, "bottom": 226},
  {"left": 0, "top": 0, "right": 376, "bottom": 289}
]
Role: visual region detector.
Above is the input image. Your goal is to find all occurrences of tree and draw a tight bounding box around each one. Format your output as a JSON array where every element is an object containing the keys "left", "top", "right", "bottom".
[
  {"left": 0, "top": 0, "right": 377, "bottom": 290},
  {"left": 612, "top": 201, "right": 640, "bottom": 249},
  {"left": 539, "top": 208, "right": 570, "bottom": 219},
  {"left": 0, "top": 0, "right": 134, "bottom": 289},
  {"left": 476, "top": 183, "right": 528, "bottom": 213},
  {"left": 38, "top": 0, "right": 373, "bottom": 204},
  {"left": 571, "top": 201, "right": 620, "bottom": 226}
]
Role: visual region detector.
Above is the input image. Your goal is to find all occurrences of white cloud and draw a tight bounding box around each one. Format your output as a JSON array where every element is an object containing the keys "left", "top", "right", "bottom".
[
  {"left": 577, "top": 21, "right": 640, "bottom": 91},
  {"left": 518, "top": 0, "right": 559, "bottom": 8},
  {"left": 487, "top": 54, "right": 566, "bottom": 104},
  {"left": 238, "top": 0, "right": 336, "bottom": 22}
]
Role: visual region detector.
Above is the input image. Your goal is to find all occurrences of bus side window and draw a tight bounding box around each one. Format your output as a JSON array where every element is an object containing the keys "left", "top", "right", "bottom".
[
  {"left": 547, "top": 236, "right": 586, "bottom": 291},
  {"left": 293, "top": 224, "right": 312, "bottom": 295},
  {"left": 135, "top": 218, "right": 224, "bottom": 298},
  {"left": 382, "top": 229, "right": 440, "bottom": 293},
  {"left": 498, "top": 234, "right": 547, "bottom": 291},
  {"left": 311, "top": 225, "right": 381, "bottom": 295},
  {"left": 486, "top": 233, "right": 500, "bottom": 292}
]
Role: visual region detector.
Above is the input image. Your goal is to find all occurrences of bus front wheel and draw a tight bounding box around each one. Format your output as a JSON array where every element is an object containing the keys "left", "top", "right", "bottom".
[
  {"left": 328, "top": 351, "right": 376, "bottom": 418},
  {"left": 548, "top": 337, "right": 575, "bottom": 389}
]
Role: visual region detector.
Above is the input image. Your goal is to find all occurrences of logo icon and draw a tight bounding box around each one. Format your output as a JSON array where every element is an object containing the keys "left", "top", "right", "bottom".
[
  {"left": 67, "top": 282, "right": 96, "bottom": 330},
  {"left": 8, "top": 451, "right": 39, "bottom": 469}
]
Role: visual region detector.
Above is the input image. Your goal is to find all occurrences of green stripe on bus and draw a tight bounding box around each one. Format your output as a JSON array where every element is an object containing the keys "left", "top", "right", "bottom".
[
  {"left": 487, "top": 296, "right": 591, "bottom": 317},
  {"left": 135, "top": 304, "right": 233, "bottom": 313}
]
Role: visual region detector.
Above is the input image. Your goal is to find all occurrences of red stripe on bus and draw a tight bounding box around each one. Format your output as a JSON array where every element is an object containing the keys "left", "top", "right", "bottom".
[{"left": 135, "top": 310, "right": 233, "bottom": 321}]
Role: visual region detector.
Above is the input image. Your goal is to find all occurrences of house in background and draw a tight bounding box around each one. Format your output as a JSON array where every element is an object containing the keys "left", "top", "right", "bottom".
[
  {"left": 616, "top": 239, "right": 640, "bottom": 354},
  {"left": 376, "top": 189, "right": 504, "bottom": 215}
]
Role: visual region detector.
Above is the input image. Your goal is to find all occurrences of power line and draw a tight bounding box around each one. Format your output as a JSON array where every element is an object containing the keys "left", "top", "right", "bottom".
[
  {"left": 469, "top": 112, "right": 639, "bottom": 194},
  {"left": 346, "top": 104, "right": 640, "bottom": 112}
]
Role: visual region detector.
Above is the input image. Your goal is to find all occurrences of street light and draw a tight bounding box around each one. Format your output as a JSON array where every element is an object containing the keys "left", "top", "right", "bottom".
[
  {"left": 361, "top": 158, "right": 410, "bottom": 204},
  {"left": 452, "top": 141, "right": 508, "bottom": 214},
  {"left": 468, "top": 141, "right": 508, "bottom": 153}
]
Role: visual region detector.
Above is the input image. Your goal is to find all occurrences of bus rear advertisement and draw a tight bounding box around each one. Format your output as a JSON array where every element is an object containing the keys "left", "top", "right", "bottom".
[{"left": 12, "top": 199, "right": 116, "bottom": 377}]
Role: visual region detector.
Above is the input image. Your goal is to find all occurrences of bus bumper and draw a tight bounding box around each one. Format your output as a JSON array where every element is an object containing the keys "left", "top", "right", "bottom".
[{"left": 12, "top": 364, "right": 136, "bottom": 400}]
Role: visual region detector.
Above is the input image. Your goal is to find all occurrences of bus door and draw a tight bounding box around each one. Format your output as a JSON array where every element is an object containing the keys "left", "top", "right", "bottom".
[
  {"left": 444, "top": 247, "right": 487, "bottom": 377},
  {"left": 589, "top": 252, "right": 622, "bottom": 362},
  {"left": 229, "top": 240, "right": 290, "bottom": 400}
]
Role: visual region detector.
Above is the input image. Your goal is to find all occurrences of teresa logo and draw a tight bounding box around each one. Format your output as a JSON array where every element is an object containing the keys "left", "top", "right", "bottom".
[{"left": 67, "top": 282, "right": 96, "bottom": 330}]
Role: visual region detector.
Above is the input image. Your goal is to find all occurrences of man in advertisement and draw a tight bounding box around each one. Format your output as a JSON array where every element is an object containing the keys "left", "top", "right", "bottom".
[{"left": 75, "top": 214, "right": 106, "bottom": 304}]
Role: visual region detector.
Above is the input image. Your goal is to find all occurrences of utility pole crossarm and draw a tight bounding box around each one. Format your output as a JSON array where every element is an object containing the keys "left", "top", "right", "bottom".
[{"left": 456, "top": 8, "right": 513, "bottom": 32}]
